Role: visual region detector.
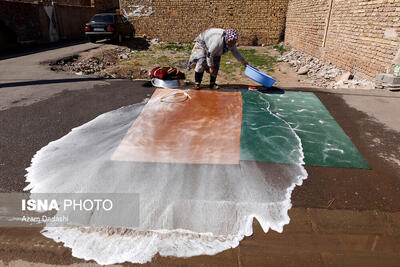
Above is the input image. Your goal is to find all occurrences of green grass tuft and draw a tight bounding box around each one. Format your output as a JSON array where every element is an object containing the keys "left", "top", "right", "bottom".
[
  {"left": 219, "top": 48, "right": 277, "bottom": 74},
  {"left": 156, "top": 42, "right": 194, "bottom": 54},
  {"left": 272, "top": 45, "right": 287, "bottom": 55},
  {"left": 156, "top": 56, "right": 170, "bottom": 65}
]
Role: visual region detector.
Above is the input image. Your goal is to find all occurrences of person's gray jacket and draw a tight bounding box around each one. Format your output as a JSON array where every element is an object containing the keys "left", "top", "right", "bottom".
[{"left": 195, "top": 28, "right": 245, "bottom": 67}]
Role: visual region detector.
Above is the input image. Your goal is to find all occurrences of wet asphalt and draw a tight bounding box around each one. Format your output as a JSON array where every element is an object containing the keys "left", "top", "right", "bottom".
[{"left": 1, "top": 80, "right": 399, "bottom": 213}]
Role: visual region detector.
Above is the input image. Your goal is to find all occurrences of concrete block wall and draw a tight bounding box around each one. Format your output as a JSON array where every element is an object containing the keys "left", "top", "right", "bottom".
[
  {"left": 94, "top": 0, "right": 119, "bottom": 12},
  {"left": 0, "top": 1, "right": 44, "bottom": 43},
  {"left": 8, "top": 0, "right": 92, "bottom": 6},
  {"left": 119, "top": 0, "right": 289, "bottom": 46},
  {"left": 55, "top": 4, "right": 97, "bottom": 39},
  {"left": 54, "top": 0, "right": 92, "bottom": 6},
  {"left": 0, "top": 0, "right": 116, "bottom": 45},
  {"left": 285, "top": 0, "right": 400, "bottom": 79}
]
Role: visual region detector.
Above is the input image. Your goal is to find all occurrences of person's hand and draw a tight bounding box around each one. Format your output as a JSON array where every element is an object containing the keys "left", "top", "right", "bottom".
[
  {"left": 209, "top": 66, "right": 216, "bottom": 75},
  {"left": 242, "top": 60, "right": 248, "bottom": 67}
]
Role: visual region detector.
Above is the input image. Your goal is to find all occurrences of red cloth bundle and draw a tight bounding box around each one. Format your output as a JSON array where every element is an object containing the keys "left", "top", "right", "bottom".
[{"left": 150, "top": 67, "right": 185, "bottom": 80}]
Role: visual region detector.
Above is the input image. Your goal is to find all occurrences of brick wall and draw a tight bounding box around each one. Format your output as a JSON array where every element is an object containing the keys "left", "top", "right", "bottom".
[
  {"left": 286, "top": 0, "right": 400, "bottom": 79},
  {"left": 284, "top": 0, "right": 330, "bottom": 58},
  {"left": 119, "top": 0, "right": 289, "bottom": 46}
]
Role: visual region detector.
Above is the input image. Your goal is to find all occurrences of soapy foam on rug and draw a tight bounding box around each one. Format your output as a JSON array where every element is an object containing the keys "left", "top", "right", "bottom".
[{"left": 25, "top": 91, "right": 307, "bottom": 265}]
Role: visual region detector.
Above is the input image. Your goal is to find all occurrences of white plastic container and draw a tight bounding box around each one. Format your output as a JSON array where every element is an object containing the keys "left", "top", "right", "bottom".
[{"left": 151, "top": 78, "right": 184, "bottom": 88}]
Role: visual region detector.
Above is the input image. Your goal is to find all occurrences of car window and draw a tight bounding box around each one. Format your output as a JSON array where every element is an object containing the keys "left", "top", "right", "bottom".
[{"left": 91, "top": 15, "right": 114, "bottom": 23}]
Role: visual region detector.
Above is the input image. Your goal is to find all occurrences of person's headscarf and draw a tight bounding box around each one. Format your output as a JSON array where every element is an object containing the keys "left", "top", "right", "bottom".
[{"left": 223, "top": 29, "right": 239, "bottom": 43}]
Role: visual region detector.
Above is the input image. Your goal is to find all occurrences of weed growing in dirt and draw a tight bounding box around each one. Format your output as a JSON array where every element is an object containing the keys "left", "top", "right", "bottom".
[
  {"left": 128, "top": 43, "right": 193, "bottom": 68},
  {"left": 156, "top": 42, "right": 194, "bottom": 54},
  {"left": 72, "top": 43, "right": 279, "bottom": 83},
  {"left": 272, "top": 45, "right": 287, "bottom": 55},
  {"left": 220, "top": 49, "right": 277, "bottom": 74},
  {"left": 156, "top": 56, "right": 170, "bottom": 65}
]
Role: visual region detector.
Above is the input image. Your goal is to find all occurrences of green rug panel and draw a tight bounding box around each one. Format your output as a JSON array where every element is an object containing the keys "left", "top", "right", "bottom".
[{"left": 240, "top": 91, "right": 370, "bottom": 169}]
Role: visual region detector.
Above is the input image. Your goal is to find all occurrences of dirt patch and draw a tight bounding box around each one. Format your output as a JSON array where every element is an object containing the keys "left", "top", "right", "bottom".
[
  {"left": 47, "top": 40, "right": 384, "bottom": 91},
  {"left": 49, "top": 45, "right": 148, "bottom": 79},
  {"left": 48, "top": 40, "right": 299, "bottom": 87}
]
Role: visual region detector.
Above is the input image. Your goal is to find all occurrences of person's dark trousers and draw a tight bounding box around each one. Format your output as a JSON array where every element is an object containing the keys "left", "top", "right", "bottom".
[
  {"left": 210, "top": 75, "right": 217, "bottom": 84},
  {"left": 195, "top": 71, "right": 204, "bottom": 83},
  {"left": 210, "top": 56, "right": 221, "bottom": 86},
  {"left": 194, "top": 56, "right": 221, "bottom": 85}
]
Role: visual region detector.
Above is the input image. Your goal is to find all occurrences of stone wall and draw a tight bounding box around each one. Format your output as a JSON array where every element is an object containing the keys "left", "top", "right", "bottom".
[
  {"left": 285, "top": 0, "right": 400, "bottom": 79},
  {"left": 119, "top": 0, "right": 289, "bottom": 46}
]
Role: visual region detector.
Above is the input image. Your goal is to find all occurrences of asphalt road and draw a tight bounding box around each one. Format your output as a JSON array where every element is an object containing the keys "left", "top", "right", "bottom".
[
  {"left": 0, "top": 42, "right": 400, "bottom": 266},
  {"left": 0, "top": 41, "right": 105, "bottom": 111}
]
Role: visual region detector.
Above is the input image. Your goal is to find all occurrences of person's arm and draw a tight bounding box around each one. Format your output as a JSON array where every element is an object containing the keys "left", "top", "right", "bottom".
[{"left": 231, "top": 45, "right": 248, "bottom": 66}]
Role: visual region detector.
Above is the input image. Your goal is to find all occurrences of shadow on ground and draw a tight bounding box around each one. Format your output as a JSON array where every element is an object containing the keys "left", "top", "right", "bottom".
[
  {"left": 97, "top": 37, "right": 150, "bottom": 51},
  {"left": 0, "top": 39, "right": 90, "bottom": 61},
  {"left": 174, "top": 82, "right": 286, "bottom": 94},
  {"left": 0, "top": 77, "right": 107, "bottom": 88}
]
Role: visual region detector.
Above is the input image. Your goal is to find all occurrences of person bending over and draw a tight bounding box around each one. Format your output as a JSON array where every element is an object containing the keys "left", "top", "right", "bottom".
[{"left": 187, "top": 28, "right": 248, "bottom": 89}]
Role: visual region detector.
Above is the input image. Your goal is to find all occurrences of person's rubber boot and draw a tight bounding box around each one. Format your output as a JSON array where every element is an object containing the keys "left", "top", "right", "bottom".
[
  {"left": 209, "top": 83, "right": 220, "bottom": 89},
  {"left": 194, "top": 72, "right": 204, "bottom": 90},
  {"left": 209, "top": 75, "right": 219, "bottom": 89}
]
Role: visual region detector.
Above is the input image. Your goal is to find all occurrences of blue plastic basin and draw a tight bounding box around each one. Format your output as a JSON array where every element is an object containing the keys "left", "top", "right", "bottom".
[{"left": 245, "top": 65, "right": 276, "bottom": 88}]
